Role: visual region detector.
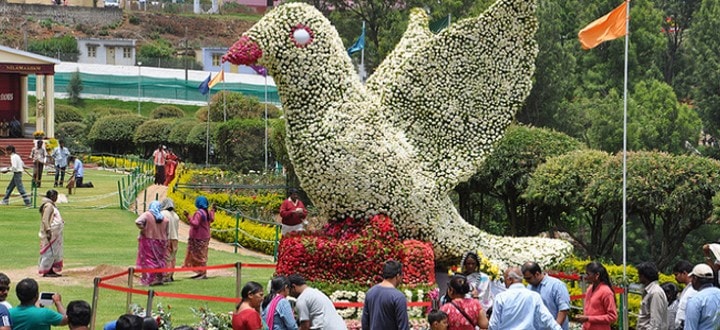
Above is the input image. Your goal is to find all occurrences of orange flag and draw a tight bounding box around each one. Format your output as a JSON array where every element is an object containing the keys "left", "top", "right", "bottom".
[
  {"left": 208, "top": 70, "right": 224, "bottom": 89},
  {"left": 578, "top": 2, "right": 628, "bottom": 50}
]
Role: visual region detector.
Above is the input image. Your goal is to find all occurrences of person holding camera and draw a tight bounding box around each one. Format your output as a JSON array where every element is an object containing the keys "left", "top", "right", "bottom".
[{"left": 9, "top": 278, "right": 68, "bottom": 330}]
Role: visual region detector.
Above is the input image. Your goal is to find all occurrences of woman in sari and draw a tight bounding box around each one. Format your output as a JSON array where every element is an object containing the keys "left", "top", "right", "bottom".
[
  {"left": 183, "top": 196, "right": 215, "bottom": 279},
  {"left": 39, "top": 189, "right": 63, "bottom": 277},
  {"left": 460, "top": 251, "right": 494, "bottom": 311},
  {"left": 135, "top": 200, "right": 168, "bottom": 286},
  {"left": 261, "top": 276, "right": 297, "bottom": 330}
]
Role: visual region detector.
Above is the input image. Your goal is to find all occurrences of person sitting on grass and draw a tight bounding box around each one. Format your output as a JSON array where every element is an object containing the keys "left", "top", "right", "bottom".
[{"left": 68, "top": 156, "right": 93, "bottom": 188}]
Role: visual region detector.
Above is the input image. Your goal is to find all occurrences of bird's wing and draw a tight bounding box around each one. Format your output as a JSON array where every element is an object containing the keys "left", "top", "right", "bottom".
[
  {"left": 365, "top": 8, "right": 433, "bottom": 100},
  {"left": 375, "top": 0, "right": 538, "bottom": 194}
]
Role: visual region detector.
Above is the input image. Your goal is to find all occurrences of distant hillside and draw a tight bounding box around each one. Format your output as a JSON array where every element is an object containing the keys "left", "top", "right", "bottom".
[{"left": 0, "top": 4, "right": 258, "bottom": 54}]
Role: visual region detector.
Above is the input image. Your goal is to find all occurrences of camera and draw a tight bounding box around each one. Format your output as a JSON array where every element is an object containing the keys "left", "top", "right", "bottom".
[{"left": 39, "top": 292, "right": 55, "bottom": 307}]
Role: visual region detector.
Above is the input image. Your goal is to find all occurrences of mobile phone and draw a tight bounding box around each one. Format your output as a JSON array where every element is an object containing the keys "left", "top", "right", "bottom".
[{"left": 39, "top": 292, "right": 55, "bottom": 307}]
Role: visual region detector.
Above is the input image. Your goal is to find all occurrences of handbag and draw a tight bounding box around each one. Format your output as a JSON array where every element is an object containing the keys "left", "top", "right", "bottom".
[{"left": 450, "top": 301, "right": 480, "bottom": 330}]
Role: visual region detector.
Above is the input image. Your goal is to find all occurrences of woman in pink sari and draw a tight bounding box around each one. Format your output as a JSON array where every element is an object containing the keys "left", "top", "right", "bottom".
[
  {"left": 39, "top": 189, "right": 64, "bottom": 277},
  {"left": 135, "top": 200, "right": 168, "bottom": 286},
  {"left": 183, "top": 196, "right": 215, "bottom": 279}
]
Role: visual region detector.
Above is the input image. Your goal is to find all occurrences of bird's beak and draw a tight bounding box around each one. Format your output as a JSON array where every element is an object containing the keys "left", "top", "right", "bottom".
[{"left": 222, "top": 36, "right": 263, "bottom": 65}]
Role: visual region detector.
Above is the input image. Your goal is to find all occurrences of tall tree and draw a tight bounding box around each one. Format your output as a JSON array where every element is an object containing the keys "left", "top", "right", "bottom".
[
  {"left": 525, "top": 149, "right": 620, "bottom": 258},
  {"left": 655, "top": 0, "right": 701, "bottom": 91},
  {"left": 687, "top": 0, "right": 720, "bottom": 134},
  {"left": 463, "top": 125, "right": 585, "bottom": 236}
]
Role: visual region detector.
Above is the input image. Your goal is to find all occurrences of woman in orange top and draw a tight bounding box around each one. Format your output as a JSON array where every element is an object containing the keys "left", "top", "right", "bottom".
[{"left": 574, "top": 261, "right": 618, "bottom": 330}]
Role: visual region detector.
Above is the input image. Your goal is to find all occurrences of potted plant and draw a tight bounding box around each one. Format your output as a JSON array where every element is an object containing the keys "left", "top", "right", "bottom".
[{"left": 33, "top": 130, "right": 45, "bottom": 139}]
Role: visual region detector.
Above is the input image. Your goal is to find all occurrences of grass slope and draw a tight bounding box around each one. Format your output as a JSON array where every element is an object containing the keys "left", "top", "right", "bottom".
[{"left": 0, "top": 169, "right": 274, "bottom": 327}]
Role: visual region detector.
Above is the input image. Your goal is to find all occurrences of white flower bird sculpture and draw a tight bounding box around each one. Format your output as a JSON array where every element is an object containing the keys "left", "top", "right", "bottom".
[{"left": 224, "top": 0, "right": 572, "bottom": 266}]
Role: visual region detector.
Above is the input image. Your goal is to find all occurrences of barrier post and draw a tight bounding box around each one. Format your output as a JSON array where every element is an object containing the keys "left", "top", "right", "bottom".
[
  {"left": 146, "top": 290, "right": 155, "bottom": 317},
  {"left": 127, "top": 268, "right": 135, "bottom": 314},
  {"left": 273, "top": 225, "right": 280, "bottom": 262},
  {"left": 143, "top": 189, "right": 147, "bottom": 212},
  {"left": 91, "top": 277, "right": 101, "bottom": 330},
  {"left": 118, "top": 181, "right": 123, "bottom": 210},
  {"left": 235, "top": 262, "right": 242, "bottom": 299}
]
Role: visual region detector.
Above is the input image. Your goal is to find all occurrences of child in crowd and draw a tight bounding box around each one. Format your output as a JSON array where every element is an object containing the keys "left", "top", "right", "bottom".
[
  {"left": 428, "top": 310, "right": 448, "bottom": 330},
  {"left": 0, "top": 273, "right": 10, "bottom": 309}
]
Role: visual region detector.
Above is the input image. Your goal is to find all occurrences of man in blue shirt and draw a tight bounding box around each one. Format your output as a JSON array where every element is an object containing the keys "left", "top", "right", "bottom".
[
  {"left": 0, "top": 304, "right": 11, "bottom": 330},
  {"left": 489, "top": 267, "right": 561, "bottom": 330},
  {"left": 69, "top": 157, "right": 93, "bottom": 188},
  {"left": 361, "top": 260, "right": 409, "bottom": 330},
  {"left": 684, "top": 263, "right": 720, "bottom": 330},
  {"left": 9, "top": 278, "right": 67, "bottom": 330},
  {"left": 523, "top": 262, "right": 571, "bottom": 330}
]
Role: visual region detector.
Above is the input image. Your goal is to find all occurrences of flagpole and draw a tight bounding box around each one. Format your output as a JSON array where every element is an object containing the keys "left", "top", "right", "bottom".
[
  {"left": 205, "top": 91, "right": 210, "bottom": 166},
  {"left": 264, "top": 74, "right": 268, "bottom": 174},
  {"left": 621, "top": 0, "right": 630, "bottom": 329}
]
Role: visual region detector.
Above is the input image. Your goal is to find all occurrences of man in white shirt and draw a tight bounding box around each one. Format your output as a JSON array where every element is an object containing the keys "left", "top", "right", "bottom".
[
  {"left": 673, "top": 260, "right": 697, "bottom": 329},
  {"left": 51, "top": 140, "right": 70, "bottom": 188},
  {"left": 1, "top": 145, "right": 32, "bottom": 206},
  {"left": 289, "top": 274, "right": 347, "bottom": 330},
  {"left": 636, "top": 262, "right": 668, "bottom": 330}
]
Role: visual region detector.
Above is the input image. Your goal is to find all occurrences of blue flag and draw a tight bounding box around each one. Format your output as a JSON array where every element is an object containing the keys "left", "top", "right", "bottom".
[
  {"left": 198, "top": 74, "right": 211, "bottom": 95},
  {"left": 347, "top": 23, "right": 365, "bottom": 56}
]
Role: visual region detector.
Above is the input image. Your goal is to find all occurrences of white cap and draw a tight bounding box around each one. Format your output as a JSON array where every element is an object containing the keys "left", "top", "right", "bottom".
[{"left": 690, "top": 264, "right": 714, "bottom": 279}]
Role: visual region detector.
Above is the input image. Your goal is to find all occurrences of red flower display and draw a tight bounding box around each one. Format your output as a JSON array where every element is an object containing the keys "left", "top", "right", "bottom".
[{"left": 276, "top": 215, "right": 435, "bottom": 285}]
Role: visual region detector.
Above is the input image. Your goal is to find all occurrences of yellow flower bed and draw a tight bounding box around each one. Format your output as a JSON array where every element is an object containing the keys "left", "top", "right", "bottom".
[
  {"left": 167, "top": 167, "right": 280, "bottom": 255},
  {"left": 559, "top": 256, "right": 678, "bottom": 329}
]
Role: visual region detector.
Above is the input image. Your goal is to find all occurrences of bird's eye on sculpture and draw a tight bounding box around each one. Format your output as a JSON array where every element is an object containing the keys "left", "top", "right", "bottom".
[{"left": 291, "top": 24, "right": 314, "bottom": 47}]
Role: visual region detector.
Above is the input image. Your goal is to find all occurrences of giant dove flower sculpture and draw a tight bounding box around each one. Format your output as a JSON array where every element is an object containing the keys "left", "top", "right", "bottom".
[{"left": 224, "top": 0, "right": 572, "bottom": 267}]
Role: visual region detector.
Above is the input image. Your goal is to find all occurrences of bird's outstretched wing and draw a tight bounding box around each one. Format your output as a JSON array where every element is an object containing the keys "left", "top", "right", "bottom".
[
  {"left": 365, "top": 8, "right": 432, "bottom": 100},
  {"left": 374, "top": 0, "right": 538, "bottom": 194}
]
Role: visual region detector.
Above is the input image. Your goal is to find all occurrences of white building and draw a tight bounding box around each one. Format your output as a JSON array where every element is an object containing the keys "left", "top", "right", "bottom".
[{"left": 76, "top": 38, "right": 136, "bottom": 66}]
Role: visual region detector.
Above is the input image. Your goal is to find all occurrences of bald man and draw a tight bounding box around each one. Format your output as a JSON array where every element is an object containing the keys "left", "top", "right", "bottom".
[{"left": 488, "top": 267, "right": 561, "bottom": 330}]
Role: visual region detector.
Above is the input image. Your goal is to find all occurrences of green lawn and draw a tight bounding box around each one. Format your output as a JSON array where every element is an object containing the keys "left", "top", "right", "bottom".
[{"left": 0, "top": 169, "right": 275, "bottom": 327}]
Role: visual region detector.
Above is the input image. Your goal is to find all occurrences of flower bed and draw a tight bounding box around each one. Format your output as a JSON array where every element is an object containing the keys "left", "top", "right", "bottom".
[{"left": 276, "top": 215, "right": 435, "bottom": 285}]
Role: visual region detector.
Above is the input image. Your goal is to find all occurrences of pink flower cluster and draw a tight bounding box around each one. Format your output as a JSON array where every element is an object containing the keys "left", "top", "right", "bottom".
[{"left": 222, "top": 36, "right": 263, "bottom": 65}]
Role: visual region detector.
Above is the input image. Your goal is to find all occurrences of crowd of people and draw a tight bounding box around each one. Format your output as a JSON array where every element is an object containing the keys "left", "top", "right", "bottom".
[
  {"left": 134, "top": 196, "right": 214, "bottom": 285},
  {"left": 1, "top": 141, "right": 89, "bottom": 206}
]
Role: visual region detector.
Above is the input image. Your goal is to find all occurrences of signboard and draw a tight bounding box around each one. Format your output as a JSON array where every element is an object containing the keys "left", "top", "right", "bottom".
[
  {"left": 0, "top": 73, "right": 20, "bottom": 121},
  {"left": 0, "top": 64, "right": 55, "bottom": 75}
]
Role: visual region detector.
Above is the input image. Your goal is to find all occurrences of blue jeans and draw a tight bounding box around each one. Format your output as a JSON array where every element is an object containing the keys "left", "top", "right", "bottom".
[{"left": 3, "top": 172, "right": 31, "bottom": 205}]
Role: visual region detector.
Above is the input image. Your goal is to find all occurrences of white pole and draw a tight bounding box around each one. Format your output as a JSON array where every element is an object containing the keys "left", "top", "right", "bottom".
[
  {"left": 264, "top": 75, "right": 268, "bottom": 173},
  {"left": 360, "top": 21, "right": 365, "bottom": 82},
  {"left": 137, "top": 62, "right": 142, "bottom": 115},
  {"left": 205, "top": 93, "right": 210, "bottom": 166},
  {"left": 621, "top": 1, "right": 630, "bottom": 329}
]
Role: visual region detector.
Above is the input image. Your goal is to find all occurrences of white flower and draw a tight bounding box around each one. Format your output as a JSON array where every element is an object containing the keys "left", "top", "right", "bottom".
[{"left": 225, "top": 0, "right": 571, "bottom": 267}]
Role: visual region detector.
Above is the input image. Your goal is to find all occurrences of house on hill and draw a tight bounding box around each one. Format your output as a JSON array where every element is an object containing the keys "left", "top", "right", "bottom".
[{"left": 77, "top": 38, "right": 137, "bottom": 66}]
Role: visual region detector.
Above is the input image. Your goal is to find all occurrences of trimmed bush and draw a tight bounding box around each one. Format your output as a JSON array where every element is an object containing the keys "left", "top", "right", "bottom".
[
  {"left": 88, "top": 114, "right": 145, "bottom": 154},
  {"left": 134, "top": 119, "right": 174, "bottom": 147},
  {"left": 215, "top": 119, "right": 265, "bottom": 172},
  {"left": 56, "top": 122, "right": 89, "bottom": 153},
  {"left": 55, "top": 104, "right": 84, "bottom": 124},
  {"left": 151, "top": 105, "right": 185, "bottom": 119}
]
